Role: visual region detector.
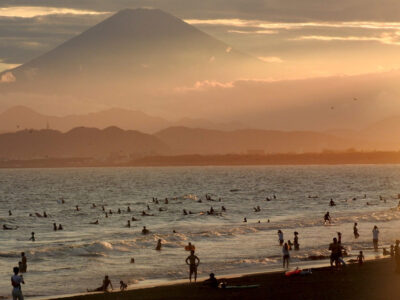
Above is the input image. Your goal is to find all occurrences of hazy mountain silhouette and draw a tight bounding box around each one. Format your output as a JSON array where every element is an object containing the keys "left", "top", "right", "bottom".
[
  {"left": 0, "top": 106, "right": 244, "bottom": 133},
  {"left": 0, "top": 127, "right": 168, "bottom": 160},
  {"left": 0, "top": 8, "right": 260, "bottom": 97},
  {"left": 0, "top": 125, "right": 395, "bottom": 160},
  {"left": 154, "top": 127, "right": 373, "bottom": 154}
]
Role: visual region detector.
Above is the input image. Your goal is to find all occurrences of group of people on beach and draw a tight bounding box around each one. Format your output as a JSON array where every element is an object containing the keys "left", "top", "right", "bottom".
[{"left": 6, "top": 192, "right": 400, "bottom": 298}]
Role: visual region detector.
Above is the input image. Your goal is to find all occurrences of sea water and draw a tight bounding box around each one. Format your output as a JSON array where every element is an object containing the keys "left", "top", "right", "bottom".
[{"left": 1, "top": 165, "right": 400, "bottom": 298}]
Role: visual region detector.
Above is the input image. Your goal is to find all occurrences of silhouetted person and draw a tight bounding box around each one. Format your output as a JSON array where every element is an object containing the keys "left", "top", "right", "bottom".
[
  {"left": 156, "top": 239, "right": 162, "bottom": 250},
  {"left": 294, "top": 232, "right": 300, "bottom": 250},
  {"left": 88, "top": 275, "right": 113, "bottom": 292},
  {"left": 58, "top": 224, "right": 63, "bottom": 230},
  {"left": 120, "top": 280, "right": 128, "bottom": 291},
  {"left": 53, "top": 223, "right": 57, "bottom": 231},
  {"left": 29, "top": 232, "right": 35, "bottom": 241},
  {"left": 278, "top": 230, "right": 284, "bottom": 245},
  {"left": 9, "top": 210, "right": 12, "bottom": 216},
  {"left": 186, "top": 250, "right": 200, "bottom": 283},
  {"left": 203, "top": 273, "right": 218, "bottom": 288},
  {"left": 21, "top": 253, "right": 27, "bottom": 273},
  {"left": 324, "top": 212, "right": 331, "bottom": 224},
  {"left": 126, "top": 220, "right": 131, "bottom": 228},
  {"left": 353, "top": 222, "right": 359, "bottom": 238},
  {"left": 142, "top": 226, "right": 149, "bottom": 235},
  {"left": 282, "top": 243, "right": 290, "bottom": 268},
  {"left": 372, "top": 225, "right": 379, "bottom": 251}
]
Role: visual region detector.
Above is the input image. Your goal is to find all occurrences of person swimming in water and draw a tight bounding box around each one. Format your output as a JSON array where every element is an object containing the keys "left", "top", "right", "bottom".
[
  {"left": 3, "top": 224, "right": 13, "bottom": 230},
  {"left": 329, "top": 199, "right": 336, "bottom": 206},
  {"left": 243, "top": 217, "right": 247, "bottom": 223},
  {"left": 90, "top": 220, "right": 99, "bottom": 225},
  {"left": 58, "top": 224, "right": 63, "bottom": 230},
  {"left": 185, "top": 250, "right": 200, "bottom": 283},
  {"left": 324, "top": 212, "right": 331, "bottom": 224},
  {"left": 156, "top": 239, "right": 162, "bottom": 250},
  {"left": 142, "top": 226, "right": 150, "bottom": 235}
]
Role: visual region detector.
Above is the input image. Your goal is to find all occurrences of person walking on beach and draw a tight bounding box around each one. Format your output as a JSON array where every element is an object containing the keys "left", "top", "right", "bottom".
[
  {"left": 185, "top": 250, "right": 200, "bottom": 283},
  {"left": 372, "top": 225, "right": 379, "bottom": 251},
  {"left": 278, "top": 230, "right": 284, "bottom": 246},
  {"left": 353, "top": 223, "right": 359, "bottom": 239},
  {"left": 20, "top": 253, "right": 27, "bottom": 273},
  {"left": 11, "top": 267, "right": 24, "bottom": 300},
  {"left": 282, "top": 243, "right": 290, "bottom": 268},
  {"left": 329, "top": 238, "right": 340, "bottom": 268}
]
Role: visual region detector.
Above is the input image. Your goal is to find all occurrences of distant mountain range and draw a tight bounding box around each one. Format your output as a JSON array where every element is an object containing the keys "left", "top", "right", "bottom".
[
  {"left": 0, "top": 124, "right": 394, "bottom": 161},
  {"left": 0, "top": 106, "right": 243, "bottom": 133}
]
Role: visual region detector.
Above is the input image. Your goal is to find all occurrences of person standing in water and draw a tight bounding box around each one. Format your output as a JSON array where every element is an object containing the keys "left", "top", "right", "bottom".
[
  {"left": 21, "top": 253, "right": 27, "bottom": 273},
  {"left": 278, "top": 230, "right": 284, "bottom": 246},
  {"left": 293, "top": 233, "right": 299, "bottom": 249},
  {"left": 185, "top": 250, "right": 200, "bottom": 283},
  {"left": 372, "top": 225, "right": 379, "bottom": 251},
  {"left": 29, "top": 232, "right": 35, "bottom": 242},
  {"left": 282, "top": 243, "right": 290, "bottom": 268},
  {"left": 353, "top": 223, "right": 359, "bottom": 239},
  {"left": 11, "top": 267, "right": 24, "bottom": 300},
  {"left": 156, "top": 239, "right": 162, "bottom": 250},
  {"left": 324, "top": 212, "right": 331, "bottom": 224},
  {"left": 88, "top": 275, "right": 113, "bottom": 292}
]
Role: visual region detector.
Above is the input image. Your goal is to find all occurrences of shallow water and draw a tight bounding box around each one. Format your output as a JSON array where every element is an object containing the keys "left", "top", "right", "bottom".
[{"left": 1, "top": 165, "right": 400, "bottom": 298}]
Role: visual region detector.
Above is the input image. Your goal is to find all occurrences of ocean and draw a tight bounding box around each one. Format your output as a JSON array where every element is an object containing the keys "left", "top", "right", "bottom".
[{"left": 1, "top": 165, "right": 400, "bottom": 298}]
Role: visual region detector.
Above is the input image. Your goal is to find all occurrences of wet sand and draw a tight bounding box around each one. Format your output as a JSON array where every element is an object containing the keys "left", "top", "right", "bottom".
[{"left": 49, "top": 258, "right": 399, "bottom": 300}]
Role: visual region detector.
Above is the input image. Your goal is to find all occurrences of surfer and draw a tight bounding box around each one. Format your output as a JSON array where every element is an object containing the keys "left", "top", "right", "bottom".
[
  {"left": 353, "top": 222, "right": 359, "bottom": 238},
  {"left": 90, "top": 220, "right": 99, "bottom": 225},
  {"left": 131, "top": 216, "right": 137, "bottom": 221},
  {"left": 329, "top": 199, "right": 336, "bottom": 206},
  {"left": 3, "top": 224, "right": 13, "bottom": 230},
  {"left": 278, "top": 230, "right": 284, "bottom": 245},
  {"left": 185, "top": 250, "right": 200, "bottom": 283},
  {"left": 324, "top": 212, "right": 331, "bottom": 224}
]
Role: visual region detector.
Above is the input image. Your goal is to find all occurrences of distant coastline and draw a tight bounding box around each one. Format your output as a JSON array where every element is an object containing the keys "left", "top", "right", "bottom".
[{"left": 2, "top": 151, "right": 400, "bottom": 168}]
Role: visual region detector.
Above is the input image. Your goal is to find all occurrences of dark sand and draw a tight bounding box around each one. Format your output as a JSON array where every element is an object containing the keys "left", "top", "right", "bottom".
[{"left": 51, "top": 258, "right": 400, "bottom": 300}]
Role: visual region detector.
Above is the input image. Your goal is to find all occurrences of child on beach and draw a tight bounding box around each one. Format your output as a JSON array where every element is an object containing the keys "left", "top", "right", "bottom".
[
  {"left": 120, "top": 280, "right": 128, "bottom": 291},
  {"left": 357, "top": 251, "right": 364, "bottom": 265},
  {"left": 282, "top": 243, "right": 290, "bottom": 268}
]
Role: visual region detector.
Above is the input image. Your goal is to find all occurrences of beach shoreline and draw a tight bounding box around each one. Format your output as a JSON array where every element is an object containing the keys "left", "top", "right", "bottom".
[{"left": 41, "top": 257, "right": 399, "bottom": 300}]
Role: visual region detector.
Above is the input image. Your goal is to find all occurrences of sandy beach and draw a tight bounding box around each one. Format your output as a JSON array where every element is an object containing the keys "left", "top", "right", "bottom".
[{"left": 49, "top": 258, "right": 399, "bottom": 300}]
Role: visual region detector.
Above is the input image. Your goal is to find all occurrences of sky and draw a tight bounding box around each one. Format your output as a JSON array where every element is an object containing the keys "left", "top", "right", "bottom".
[
  {"left": 1, "top": 1, "right": 400, "bottom": 131},
  {"left": 2, "top": 1, "right": 400, "bottom": 78}
]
